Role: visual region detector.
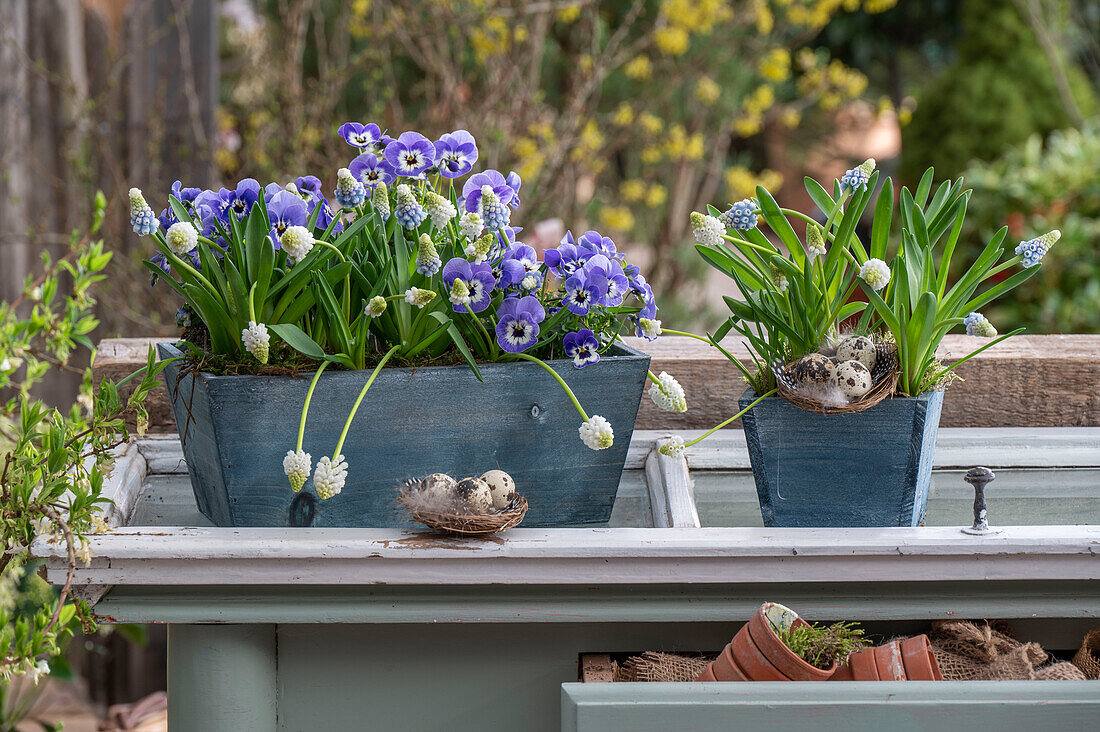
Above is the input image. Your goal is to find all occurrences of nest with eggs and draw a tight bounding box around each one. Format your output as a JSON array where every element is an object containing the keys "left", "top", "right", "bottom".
[
  {"left": 775, "top": 337, "right": 899, "bottom": 415},
  {"left": 398, "top": 472, "right": 528, "bottom": 536}
]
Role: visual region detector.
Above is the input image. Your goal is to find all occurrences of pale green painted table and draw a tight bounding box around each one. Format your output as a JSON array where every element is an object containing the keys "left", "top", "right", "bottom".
[{"left": 33, "top": 429, "right": 1100, "bottom": 731}]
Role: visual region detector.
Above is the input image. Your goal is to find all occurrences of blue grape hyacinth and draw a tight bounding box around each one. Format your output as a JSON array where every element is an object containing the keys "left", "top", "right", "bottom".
[
  {"left": 964, "top": 312, "right": 997, "bottom": 338},
  {"left": 129, "top": 188, "right": 159, "bottom": 236},
  {"left": 1014, "top": 230, "right": 1060, "bottom": 268},
  {"left": 394, "top": 184, "right": 427, "bottom": 229},
  {"left": 839, "top": 158, "right": 876, "bottom": 192},
  {"left": 718, "top": 199, "right": 758, "bottom": 230},
  {"left": 334, "top": 168, "right": 367, "bottom": 209}
]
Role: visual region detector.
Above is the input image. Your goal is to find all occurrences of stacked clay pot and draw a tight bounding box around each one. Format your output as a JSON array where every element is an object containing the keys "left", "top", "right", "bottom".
[
  {"left": 830, "top": 635, "right": 943, "bottom": 681},
  {"left": 696, "top": 603, "right": 835, "bottom": 682}
]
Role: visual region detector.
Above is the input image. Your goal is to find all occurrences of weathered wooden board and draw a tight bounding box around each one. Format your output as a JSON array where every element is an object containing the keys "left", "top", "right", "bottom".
[
  {"left": 158, "top": 341, "right": 649, "bottom": 528},
  {"left": 92, "top": 334, "right": 1100, "bottom": 433},
  {"left": 561, "top": 682, "right": 1100, "bottom": 732}
]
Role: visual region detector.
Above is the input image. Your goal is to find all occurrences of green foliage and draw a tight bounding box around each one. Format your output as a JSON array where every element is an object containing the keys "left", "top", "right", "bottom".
[
  {"left": 0, "top": 195, "right": 166, "bottom": 696},
  {"left": 961, "top": 121, "right": 1100, "bottom": 332},
  {"left": 779, "top": 621, "right": 869, "bottom": 669},
  {"left": 902, "top": 0, "right": 1096, "bottom": 182}
]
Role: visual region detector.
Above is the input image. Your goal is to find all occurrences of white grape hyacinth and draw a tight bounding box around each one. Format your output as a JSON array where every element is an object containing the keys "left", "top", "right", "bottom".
[
  {"left": 281, "top": 225, "right": 315, "bottom": 266},
  {"left": 690, "top": 211, "right": 724, "bottom": 247},
  {"left": 242, "top": 321, "right": 270, "bottom": 364},
  {"left": 579, "top": 415, "right": 614, "bottom": 450},
  {"left": 166, "top": 221, "right": 199, "bottom": 255},
  {"left": 658, "top": 435, "right": 686, "bottom": 458},
  {"left": 425, "top": 191, "right": 458, "bottom": 230},
  {"left": 404, "top": 287, "right": 436, "bottom": 308},
  {"left": 283, "top": 449, "right": 311, "bottom": 492},
  {"left": 649, "top": 371, "right": 687, "bottom": 413},
  {"left": 459, "top": 211, "right": 483, "bottom": 241},
  {"left": 859, "top": 258, "right": 891, "bottom": 291},
  {"left": 313, "top": 455, "right": 348, "bottom": 499}
]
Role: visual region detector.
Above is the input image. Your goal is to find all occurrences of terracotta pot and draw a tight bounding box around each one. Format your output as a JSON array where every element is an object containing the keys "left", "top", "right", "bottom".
[
  {"left": 696, "top": 664, "right": 718, "bottom": 682},
  {"left": 697, "top": 602, "right": 834, "bottom": 682},
  {"left": 831, "top": 635, "right": 943, "bottom": 681}
]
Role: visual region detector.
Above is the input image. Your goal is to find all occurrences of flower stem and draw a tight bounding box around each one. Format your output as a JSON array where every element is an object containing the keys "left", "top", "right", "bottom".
[
  {"left": 682, "top": 389, "right": 775, "bottom": 448},
  {"left": 296, "top": 361, "right": 330, "bottom": 452},
  {"left": 647, "top": 370, "right": 661, "bottom": 385},
  {"left": 248, "top": 282, "right": 258, "bottom": 323},
  {"left": 332, "top": 345, "right": 401, "bottom": 459},
  {"left": 661, "top": 328, "right": 714, "bottom": 344},
  {"left": 314, "top": 239, "right": 347, "bottom": 262},
  {"left": 464, "top": 302, "right": 498, "bottom": 358},
  {"left": 511, "top": 352, "right": 590, "bottom": 421}
]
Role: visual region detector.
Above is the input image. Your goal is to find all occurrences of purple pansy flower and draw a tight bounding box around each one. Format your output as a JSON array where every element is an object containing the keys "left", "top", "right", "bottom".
[
  {"left": 384, "top": 131, "right": 436, "bottom": 178},
  {"left": 267, "top": 190, "right": 308, "bottom": 248},
  {"left": 564, "top": 329, "right": 600, "bottom": 369},
  {"left": 293, "top": 175, "right": 323, "bottom": 199},
  {"left": 433, "top": 130, "right": 479, "bottom": 178},
  {"left": 218, "top": 178, "right": 261, "bottom": 222},
  {"left": 544, "top": 234, "right": 593, "bottom": 278},
  {"left": 505, "top": 244, "right": 540, "bottom": 276},
  {"left": 582, "top": 254, "right": 630, "bottom": 307},
  {"left": 348, "top": 153, "right": 397, "bottom": 189},
  {"left": 170, "top": 180, "right": 203, "bottom": 216},
  {"left": 495, "top": 295, "right": 545, "bottom": 353},
  {"left": 563, "top": 268, "right": 606, "bottom": 315},
  {"left": 576, "top": 230, "right": 623, "bottom": 260},
  {"left": 338, "top": 122, "right": 383, "bottom": 149},
  {"left": 495, "top": 258, "right": 527, "bottom": 289},
  {"left": 442, "top": 258, "right": 497, "bottom": 313},
  {"left": 505, "top": 171, "right": 522, "bottom": 209},
  {"left": 461, "top": 170, "right": 517, "bottom": 214}
]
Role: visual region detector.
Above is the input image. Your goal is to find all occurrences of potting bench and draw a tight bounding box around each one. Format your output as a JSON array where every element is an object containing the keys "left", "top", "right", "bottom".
[{"left": 32, "top": 428, "right": 1100, "bottom": 731}]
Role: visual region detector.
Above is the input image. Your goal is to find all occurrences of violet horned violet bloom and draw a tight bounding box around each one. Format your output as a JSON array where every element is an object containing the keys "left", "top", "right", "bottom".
[
  {"left": 242, "top": 321, "right": 270, "bottom": 364},
  {"left": 840, "top": 158, "right": 876, "bottom": 192},
  {"left": 267, "top": 190, "right": 308, "bottom": 248},
  {"left": 283, "top": 450, "right": 311, "bottom": 492},
  {"left": 690, "top": 211, "right": 724, "bottom": 247},
  {"left": 649, "top": 372, "right": 687, "bottom": 413},
  {"left": 416, "top": 234, "right": 442, "bottom": 276},
  {"left": 719, "top": 199, "right": 758, "bottom": 230},
  {"left": 564, "top": 329, "right": 600, "bottom": 368},
  {"left": 129, "top": 188, "right": 158, "bottom": 236},
  {"left": 281, "top": 225, "right": 315, "bottom": 266},
  {"left": 579, "top": 415, "right": 614, "bottom": 450},
  {"left": 334, "top": 167, "right": 367, "bottom": 209},
  {"left": 218, "top": 178, "right": 261, "bottom": 222},
  {"left": 462, "top": 170, "right": 517, "bottom": 214},
  {"left": 1015, "top": 230, "right": 1060, "bottom": 268},
  {"left": 384, "top": 131, "right": 436, "bottom": 178},
  {"left": 563, "top": 269, "right": 605, "bottom": 316},
  {"left": 442, "top": 258, "right": 496, "bottom": 312},
  {"left": 313, "top": 455, "right": 348, "bottom": 500},
  {"left": 433, "top": 130, "right": 479, "bottom": 178},
  {"left": 338, "top": 122, "right": 383, "bottom": 150},
  {"left": 495, "top": 296, "right": 545, "bottom": 353},
  {"left": 583, "top": 253, "right": 630, "bottom": 306},
  {"left": 505, "top": 171, "right": 523, "bottom": 209},
  {"left": 964, "top": 312, "right": 997, "bottom": 338},
  {"left": 859, "top": 258, "right": 891, "bottom": 290},
  {"left": 166, "top": 221, "right": 198, "bottom": 255},
  {"left": 394, "top": 183, "right": 427, "bottom": 229},
  {"left": 349, "top": 153, "right": 396, "bottom": 189}
]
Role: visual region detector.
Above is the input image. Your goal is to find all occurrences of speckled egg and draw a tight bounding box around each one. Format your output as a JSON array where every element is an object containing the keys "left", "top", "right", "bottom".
[
  {"left": 794, "top": 353, "right": 835, "bottom": 386},
  {"left": 836, "top": 336, "right": 876, "bottom": 371},
  {"left": 481, "top": 470, "right": 516, "bottom": 510},
  {"left": 834, "top": 360, "right": 872, "bottom": 399},
  {"left": 455, "top": 477, "right": 494, "bottom": 513},
  {"left": 419, "top": 473, "right": 457, "bottom": 506}
]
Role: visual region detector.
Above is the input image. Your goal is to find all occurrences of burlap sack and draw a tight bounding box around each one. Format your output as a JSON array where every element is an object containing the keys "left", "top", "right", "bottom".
[
  {"left": 1071, "top": 628, "right": 1100, "bottom": 679},
  {"left": 929, "top": 620, "right": 1087, "bottom": 681},
  {"left": 614, "top": 652, "right": 714, "bottom": 682}
]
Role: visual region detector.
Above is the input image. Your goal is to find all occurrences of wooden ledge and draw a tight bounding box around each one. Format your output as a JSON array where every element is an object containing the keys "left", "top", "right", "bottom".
[{"left": 94, "top": 334, "right": 1100, "bottom": 432}]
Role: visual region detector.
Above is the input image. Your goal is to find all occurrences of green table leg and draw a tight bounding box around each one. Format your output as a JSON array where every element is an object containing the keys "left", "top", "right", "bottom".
[{"left": 168, "top": 624, "right": 277, "bottom": 731}]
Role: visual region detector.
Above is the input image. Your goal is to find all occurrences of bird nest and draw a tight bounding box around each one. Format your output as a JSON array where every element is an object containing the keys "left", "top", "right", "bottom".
[
  {"left": 397, "top": 490, "right": 528, "bottom": 536},
  {"left": 775, "top": 341, "right": 899, "bottom": 415}
]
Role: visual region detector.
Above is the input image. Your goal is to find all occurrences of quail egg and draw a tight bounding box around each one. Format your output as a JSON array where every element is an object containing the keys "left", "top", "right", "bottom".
[
  {"left": 835, "top": 336, "right": 876, "bottom": 371},
  {"left": 419, "top": 473, "right": 457, "bottom": 506},
  {"left": 833, "top": 359, "right": 872, "bottom": 399},
  {"left": 481, "top": 469, "right": 517, "bottom": 510},
  {"left": 455, "top": 477, "right": 494, "bottom": 513},
  {"left": 794, "top": 353, "right": 835, "bottom": 386}
]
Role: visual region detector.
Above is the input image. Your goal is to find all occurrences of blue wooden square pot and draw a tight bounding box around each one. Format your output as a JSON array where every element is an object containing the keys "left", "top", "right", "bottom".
[
  {"left": 738, "top": 388, "right": 944, "bottom": 527},
  {"left": 158, "top": 342, "right": 650, "bottom": 528}
]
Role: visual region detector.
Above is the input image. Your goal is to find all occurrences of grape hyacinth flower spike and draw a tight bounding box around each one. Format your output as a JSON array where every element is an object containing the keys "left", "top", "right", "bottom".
[
  {"left": 416, "top": 234, "right": 442, "bottom": 275},
  {"left": 964, "top": 312, "right": 997, "bottom": 338},
  {"left": 648, "top": 371, "right": 687, "bottom": 413},
  {"left": 366, "top": 296, "right": 387, "bottom": 318},
  {"left": 394, "top": 184, "right": 427, "bottom": 229},
  {"left": 839, "top": 158, "right": 876, "bottom": 192},
  {"left": 165, "top": 221, "right": 198, "bottom": 255},
  {"left": 690, "top": 211, "right": 724, "bottom": 247},
  {"left": 425, "top": 191, "right": 457, "bottom": 230},
  {"left": 1014, "top": 230, "right": 1060, "bottom": 268},
  {"left": 806, "top": 222, "right": 827, "bottom": 257},
  {"left": 859, "top": 258, "right": 890, "bottom": 290},
  {"left": 334, "top": 167, "right": 367, "bottom": 209},
  {"left": 129, "top": 188, "right": 159, "bottom": 236},
  {"left": 283, "top": 450, "right": 311, "bottom": 492},
  {"left": 242, "top": 321, "right": 270, "bottom": 364},
  {"left": 718, "top": 199, "right": 758, "bottom": 230},
  {"left": 372, "top": 181, "right": 390, "bottom": 219},
  {"left": 404, "top": 287, "right": 436, "bottom": 308},
  {"left": 281, "top": 225, "right": 315, "bottom": 266}
]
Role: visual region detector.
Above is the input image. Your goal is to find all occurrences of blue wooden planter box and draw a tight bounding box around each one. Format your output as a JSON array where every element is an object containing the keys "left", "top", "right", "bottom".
[
  {"left": 158, "top": 342, "right": 650, "bottom": 528},
  {"left": 738, "top": 388, "right": 944, "bottom": 527}
]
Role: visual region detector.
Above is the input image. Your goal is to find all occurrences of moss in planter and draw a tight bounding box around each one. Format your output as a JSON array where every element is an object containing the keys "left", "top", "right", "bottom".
[{"left": 778, "top": 621, "right": 869, "bottom": 670}]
